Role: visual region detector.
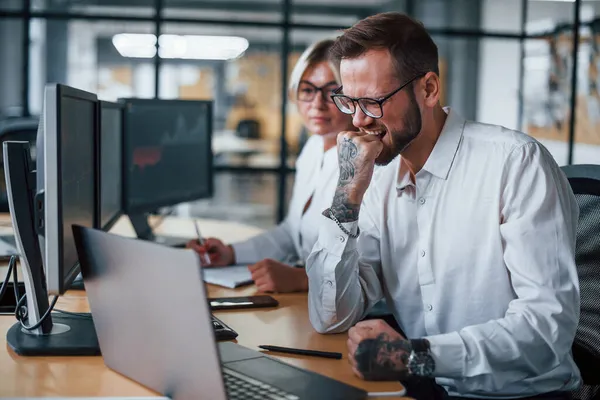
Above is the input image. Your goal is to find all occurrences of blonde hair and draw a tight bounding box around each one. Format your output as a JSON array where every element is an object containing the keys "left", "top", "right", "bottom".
[{"left": 288, "top": 38, "right": 341, "bottom": 103}]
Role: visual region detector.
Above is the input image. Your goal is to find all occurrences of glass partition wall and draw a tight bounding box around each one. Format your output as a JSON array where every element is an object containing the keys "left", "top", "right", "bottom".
[{"left": 0, "top": 0, "right": 593, "bottom": 228}]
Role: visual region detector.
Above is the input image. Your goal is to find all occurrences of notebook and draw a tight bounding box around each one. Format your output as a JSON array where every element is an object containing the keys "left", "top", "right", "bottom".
[{"left": 202, "top": 265, "right": 253, "bottom": 289}]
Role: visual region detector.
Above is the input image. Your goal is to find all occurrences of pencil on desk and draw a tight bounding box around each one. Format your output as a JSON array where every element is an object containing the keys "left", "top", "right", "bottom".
[
  {"left": 258, "top": 345, "right": 343, "bottom": 360},
  {"left": 194, "top": 221, "right": 212, "bottom": 265}
]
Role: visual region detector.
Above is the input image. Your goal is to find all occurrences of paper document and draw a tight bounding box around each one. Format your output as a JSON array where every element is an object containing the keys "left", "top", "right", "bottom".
[{"left": 202, "top": 265, "right": 253, "bottom": 289}]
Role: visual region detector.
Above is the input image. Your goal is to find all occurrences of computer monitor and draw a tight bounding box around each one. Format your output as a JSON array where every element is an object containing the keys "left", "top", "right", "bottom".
[
  {"left": 0, "top": 118, "right": 39, "bottom": 188},
  {"left": 3, "top": 83, "right": 100, "bottom": 356},
  {"left": 37, "top": 84, "right": 98, "bottom": 295},
  {"left": 120, "top": 98, "right": 213, "bottom": 247},
  {"left": 98, "top": 101, "right": 124, "bottom": 232},
  {"left": 67, "top": 100, "right": 124, "bottom": 292},
  {"left": 0, "top": 118, "right": 39, "bottom": 257}
]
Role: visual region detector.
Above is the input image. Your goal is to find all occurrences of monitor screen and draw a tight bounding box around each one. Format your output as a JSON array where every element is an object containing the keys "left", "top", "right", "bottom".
[
  {"left": 60, "top": 95, "right": 96, "bottom": 292},
  {"left": 99, "top": 102, "right": 123, "bottom": 230},
  {"left": 37, "top": 84, "right": 98, "bottom": 295},
  {"left": 122, "top": 99, "right": 213, "bottom": 213}
]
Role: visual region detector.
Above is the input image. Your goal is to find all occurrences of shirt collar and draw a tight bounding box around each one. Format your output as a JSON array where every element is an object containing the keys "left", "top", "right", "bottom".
[
  {"left": 396, "top": 159, "right": 414, "bottom": 192},
  {"left": 421, "top": 107, "right": 465, "bottom": 180},
  {"left": 396, "top": 107, "right": 465, "bottom": 190}
]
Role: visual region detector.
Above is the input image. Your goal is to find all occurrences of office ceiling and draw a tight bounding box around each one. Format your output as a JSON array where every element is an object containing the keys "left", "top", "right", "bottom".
[
  {"left": 86, "top": 18, "right": 343, "bottom": 46},
  {"left": 37, "top": 0, "right": 394, "bottom": 25},
  {"left": 167, "top": 0, "right": 389, "bottom": 4},
  {"left": 52, "top": 0, "right": 391, "bottom": 12}
]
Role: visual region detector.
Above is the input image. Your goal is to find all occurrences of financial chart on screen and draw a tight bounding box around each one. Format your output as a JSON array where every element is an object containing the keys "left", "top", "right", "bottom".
[{"left": 124, "top": 101, "right": 212, "bottom": 211}]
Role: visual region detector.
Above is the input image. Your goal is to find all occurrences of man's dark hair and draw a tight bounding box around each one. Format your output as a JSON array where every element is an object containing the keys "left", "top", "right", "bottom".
[{"left": 330, "top": 12, "right": 439, "bottom": 80}]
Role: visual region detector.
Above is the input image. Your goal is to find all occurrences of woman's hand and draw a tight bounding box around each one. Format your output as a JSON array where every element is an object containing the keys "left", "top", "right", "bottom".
[
  {"left": 186, "top": 237, "right": 235, "bottom": 267},
  {"left": 248, "top": 259, "right": 308, "bottom": 293}
]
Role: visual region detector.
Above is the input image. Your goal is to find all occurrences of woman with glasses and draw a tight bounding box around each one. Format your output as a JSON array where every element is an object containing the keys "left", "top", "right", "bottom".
[{"left": 187, "top": 38, "right": 355, "bottom": 293}]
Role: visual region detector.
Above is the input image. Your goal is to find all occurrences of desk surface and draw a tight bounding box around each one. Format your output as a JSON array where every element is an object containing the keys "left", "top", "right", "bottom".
[{"left": 0, "top": 214, "right": 406, "bottom": 398}]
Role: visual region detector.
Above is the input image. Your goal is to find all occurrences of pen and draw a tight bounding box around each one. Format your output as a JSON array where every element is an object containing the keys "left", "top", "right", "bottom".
[
  {"left": 258, "top": 345, "right": 342, "bottom": 360},
  {"left": 193, "top": 221, "right": 212, "bottom": 265}
]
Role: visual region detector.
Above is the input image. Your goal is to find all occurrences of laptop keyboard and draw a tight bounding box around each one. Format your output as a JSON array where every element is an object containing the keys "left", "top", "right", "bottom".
[{"left": 223, "top": 368, "right": 299, "bottom": 400}]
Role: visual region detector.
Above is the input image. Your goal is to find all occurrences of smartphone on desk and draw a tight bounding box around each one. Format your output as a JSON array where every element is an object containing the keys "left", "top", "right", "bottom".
[{"left": 209, "top": 295, "right": 279, "bottom": 311}]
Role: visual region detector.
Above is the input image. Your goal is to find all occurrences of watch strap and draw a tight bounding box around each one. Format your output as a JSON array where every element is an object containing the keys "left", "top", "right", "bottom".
[
  {"left": 407, "top": 338, "right": 435, "bottom": 377},
  {"left": 410, "top": 338, "right": 430, "bottom": 353}
]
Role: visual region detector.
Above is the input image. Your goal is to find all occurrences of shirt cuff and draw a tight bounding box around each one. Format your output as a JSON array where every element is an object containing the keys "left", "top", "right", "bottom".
[
  {"left": 424, "top": 331, "right": 465, "bottom": 378},
  {"left": 230, "top": 240, "right": 258, "bottom": 265},
  {"left": 317, "top": 214, "right": 358, "bottom": 258}
]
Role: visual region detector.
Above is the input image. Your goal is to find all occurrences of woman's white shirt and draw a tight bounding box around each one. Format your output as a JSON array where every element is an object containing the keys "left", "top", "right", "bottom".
[{"left": 231, "top": 134, "right": 338, "bottom": 265}]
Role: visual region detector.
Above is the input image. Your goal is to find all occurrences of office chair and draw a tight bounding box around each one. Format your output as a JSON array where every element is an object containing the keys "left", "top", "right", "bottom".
[
  {"left": 0, "top": 117, "right": 39, "bottom": 212},
  {"left": 561, "top": 164, "right": 600, "bottom": 400},
  {"left": 235, "top": 119, "right": 260, "bottom": 140}
]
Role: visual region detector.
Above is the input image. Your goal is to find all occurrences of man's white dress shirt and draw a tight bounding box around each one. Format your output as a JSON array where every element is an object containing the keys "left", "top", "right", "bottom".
[
  {"left": 306, "top": 108, "right": 581, "bottom": 398},
  {"left": 232, "top": 134, "right": 338, "bottom": 265}
]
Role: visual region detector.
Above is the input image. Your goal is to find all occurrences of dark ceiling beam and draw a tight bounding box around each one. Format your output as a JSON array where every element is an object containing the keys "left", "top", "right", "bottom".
[{"left": 72, "top": 0, "right": 374, "bottom": 17}]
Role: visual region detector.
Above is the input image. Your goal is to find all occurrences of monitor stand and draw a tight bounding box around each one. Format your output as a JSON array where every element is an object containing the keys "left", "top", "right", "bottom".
[
  {"left": 129, "top": 213, "right": 190, "bottom": 248},
  {"left": 6, "top": 314, "right": 99, "bottom": 356},
  {"left": 69, "top": 273, "right": 85, "bottom": 290},
  {"left": 4, "top": 141, "right": 99, "bottom": 356}
]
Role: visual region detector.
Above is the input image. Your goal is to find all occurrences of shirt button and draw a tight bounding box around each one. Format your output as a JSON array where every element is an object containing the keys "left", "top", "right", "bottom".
[
  {"left": 420, "top": 250, "right": 426, "bottom": 257},
  {"left": 325, "top": 280, "right": 333, "bottom": 287},
  {"left": 338, "top": 236, "right": 345, "bottom": 243},
  {"left": 419, "top": 197, "right": 426, "bottom": 205},
  {"left": 426, "top": 304, "right": 433, "bottom": 312}
]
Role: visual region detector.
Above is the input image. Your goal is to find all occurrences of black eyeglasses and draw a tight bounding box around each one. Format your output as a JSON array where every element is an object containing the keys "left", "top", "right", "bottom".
[
  {"left": 297, "top": 80, "right": 339, "bottom": 103},
  {"left": 330, "top": 74, "right": 424, "bottom": 119}
]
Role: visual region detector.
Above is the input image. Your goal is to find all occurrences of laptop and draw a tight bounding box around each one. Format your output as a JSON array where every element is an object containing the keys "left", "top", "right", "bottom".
[{"left": 72, "top": 225, "right": 368, "bottom": 400}]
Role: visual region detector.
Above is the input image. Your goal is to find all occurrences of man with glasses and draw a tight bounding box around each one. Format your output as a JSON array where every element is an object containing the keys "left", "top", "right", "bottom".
[{"left": 306, "top": 12, "right": 581, "bottom": 400}]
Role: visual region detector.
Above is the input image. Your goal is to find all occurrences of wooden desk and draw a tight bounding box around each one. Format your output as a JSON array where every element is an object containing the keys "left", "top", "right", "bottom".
[{"left": 0, "top": 215, "right": 406, "bottom": 398}]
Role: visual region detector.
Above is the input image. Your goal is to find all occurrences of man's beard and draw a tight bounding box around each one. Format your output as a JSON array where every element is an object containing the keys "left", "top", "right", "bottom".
[{"left": 375, "top": 91, "right": 422, "bottom": 166}]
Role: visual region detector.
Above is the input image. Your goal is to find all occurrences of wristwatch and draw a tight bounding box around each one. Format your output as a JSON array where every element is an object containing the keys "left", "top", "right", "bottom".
[{"left": 407, "top": 338, "right": 435, "bottom": 377}]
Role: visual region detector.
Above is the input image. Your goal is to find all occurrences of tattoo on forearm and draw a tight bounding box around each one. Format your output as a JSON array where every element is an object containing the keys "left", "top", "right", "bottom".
[
  {"left": 338, "top": 138, "right": 358, "bottom": 186},
  {"left": 325, "top": 137, "right": 360, "bottom": 222},
  {"left": 354, "top": 333, "right": 412, "bottom": 381},
  {"left": 325, "top": 188, "right": 360, "bottom": 222}
]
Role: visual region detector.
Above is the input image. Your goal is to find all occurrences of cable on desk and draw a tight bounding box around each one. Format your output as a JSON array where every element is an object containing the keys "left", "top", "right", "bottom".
[
  {"left": 15, "top": 292, "right": 59, "bottom": 331},
  {"left": 0, "top": 255, "right": 16, "bottom": 302},
  {"left": 367, "top": 389, "right": 408, "bottom": 398},
  {"left": 2, "top": 255, "right": 89, "bottom": 325},
  {"left": 11, "top": 255, "right": 19, "bottom": 306}
]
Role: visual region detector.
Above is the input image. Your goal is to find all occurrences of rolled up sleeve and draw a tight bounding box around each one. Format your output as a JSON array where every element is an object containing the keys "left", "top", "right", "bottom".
[{"left": 306, "top": 202, "right": 384, "bottom": 334}]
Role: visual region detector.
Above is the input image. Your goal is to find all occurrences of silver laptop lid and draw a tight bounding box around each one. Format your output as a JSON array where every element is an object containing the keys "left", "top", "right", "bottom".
[{"left": 72, "top": 225, "right": 227, "bottom": 400}]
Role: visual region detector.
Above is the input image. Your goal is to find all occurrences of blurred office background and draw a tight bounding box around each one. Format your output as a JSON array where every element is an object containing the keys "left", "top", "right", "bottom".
[{"left": 0, "top": 0, "right": 598, "bottom": 229}]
